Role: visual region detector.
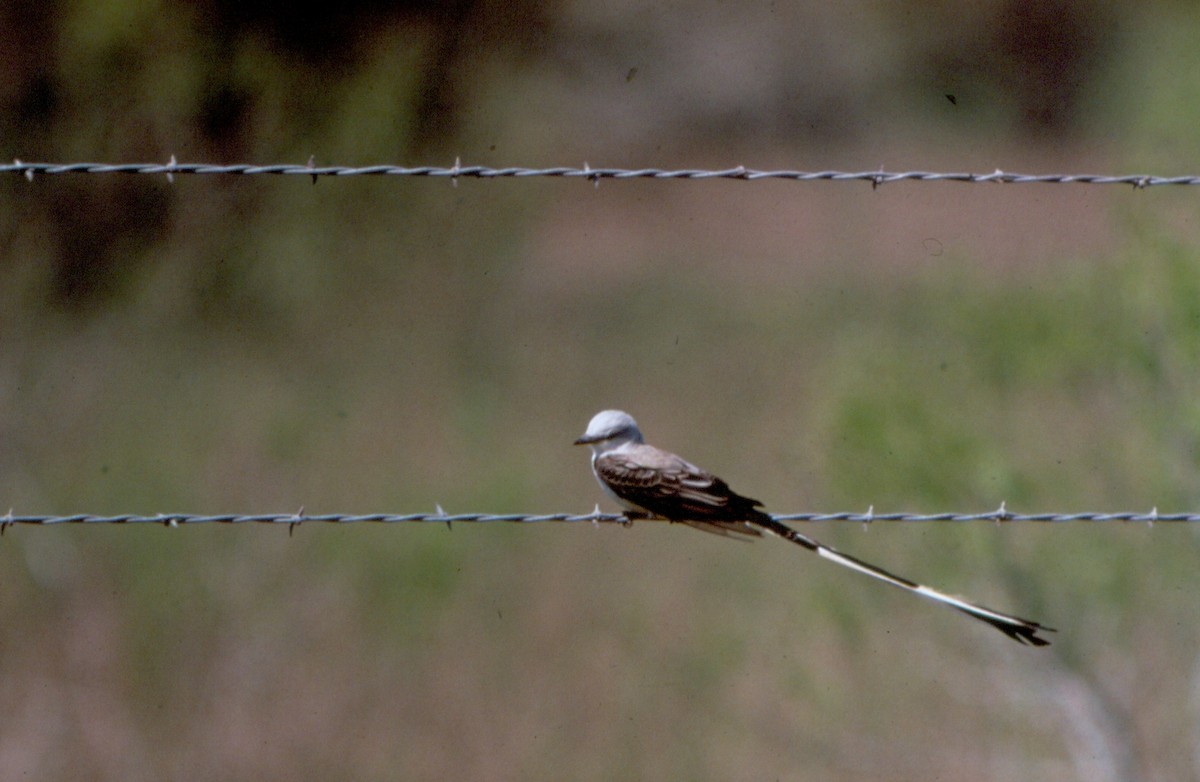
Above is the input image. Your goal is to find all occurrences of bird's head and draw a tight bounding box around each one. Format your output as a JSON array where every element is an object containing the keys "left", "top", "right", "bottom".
[{"left": 574, "top": 409, "right": 645, "bottom": 454}]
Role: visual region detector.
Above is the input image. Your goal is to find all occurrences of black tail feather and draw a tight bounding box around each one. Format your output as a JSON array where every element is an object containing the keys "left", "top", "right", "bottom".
[{"left": 749, "top": 516, "right": 1054, "bottom": 647}]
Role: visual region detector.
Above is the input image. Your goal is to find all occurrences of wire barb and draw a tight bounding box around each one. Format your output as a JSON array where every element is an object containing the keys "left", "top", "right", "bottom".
[{"left": 288, "top": 506, "right": 304, "bottom": 537}]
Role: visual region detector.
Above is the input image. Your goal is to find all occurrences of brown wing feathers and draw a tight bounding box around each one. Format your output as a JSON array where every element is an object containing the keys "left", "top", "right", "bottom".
[{"left": 595, "top": 450, "right": 768, "bottom": 536}]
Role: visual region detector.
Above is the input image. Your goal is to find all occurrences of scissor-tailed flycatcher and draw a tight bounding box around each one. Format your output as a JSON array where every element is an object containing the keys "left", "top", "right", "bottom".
[{"left": 575, "top": 410, "right": 1053, "bottom": 646}]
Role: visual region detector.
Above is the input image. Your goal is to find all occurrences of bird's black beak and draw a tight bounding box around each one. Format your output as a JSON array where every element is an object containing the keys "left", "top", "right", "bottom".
[{"left": 573, "top": 435, "right": 594, "bottom": 445}]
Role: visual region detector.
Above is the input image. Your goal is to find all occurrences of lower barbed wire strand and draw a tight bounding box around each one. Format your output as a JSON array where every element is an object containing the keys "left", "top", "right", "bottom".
[{"left": 0, "top": 509, "right": 1191, "bottom": 527}]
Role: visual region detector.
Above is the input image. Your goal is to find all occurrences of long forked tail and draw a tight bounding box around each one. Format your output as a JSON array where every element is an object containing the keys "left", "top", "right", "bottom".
[{"left": 750, "top": 516, "right": 1054, "bottom": 647}]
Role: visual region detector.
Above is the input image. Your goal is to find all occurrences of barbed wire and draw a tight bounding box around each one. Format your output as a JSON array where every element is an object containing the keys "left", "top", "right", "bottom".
[
  {"left": 2, "top": 159, "right": 1196, "bottom": 189},
  {"left": 0, "top": 505, "right": 1193, "bottom": 533}
]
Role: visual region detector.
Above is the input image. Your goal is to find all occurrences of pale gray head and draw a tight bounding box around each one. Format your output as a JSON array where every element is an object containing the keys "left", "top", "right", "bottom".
[{"left": 573, "top": 409, "right": 645, "bottom": 455}]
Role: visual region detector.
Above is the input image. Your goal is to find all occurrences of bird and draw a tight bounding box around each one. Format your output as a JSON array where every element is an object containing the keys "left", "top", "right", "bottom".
[{"left": 574, "top": 409, "right": 1053, "bottom": 646}]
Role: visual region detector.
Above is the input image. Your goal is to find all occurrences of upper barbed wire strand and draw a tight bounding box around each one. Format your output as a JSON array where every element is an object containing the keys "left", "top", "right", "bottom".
[{"left": 0, "top": 160, "right": 1191, "bottom": 187}]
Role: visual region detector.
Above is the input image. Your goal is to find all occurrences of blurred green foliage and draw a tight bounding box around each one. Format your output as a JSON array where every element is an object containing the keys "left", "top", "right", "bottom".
[{"left": 3, "top": 2, "right": 1200, "bottom": 781}]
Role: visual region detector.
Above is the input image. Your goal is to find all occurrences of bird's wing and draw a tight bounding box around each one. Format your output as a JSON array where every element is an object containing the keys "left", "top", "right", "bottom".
[{"left": 594, "top": 446, "right": 766, "bottom": 537}]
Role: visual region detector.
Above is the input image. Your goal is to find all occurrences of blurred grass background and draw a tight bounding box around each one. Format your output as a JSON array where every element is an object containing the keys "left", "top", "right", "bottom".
[{"left": 3, "top": 2, "right": 1200, "bottom": 780}]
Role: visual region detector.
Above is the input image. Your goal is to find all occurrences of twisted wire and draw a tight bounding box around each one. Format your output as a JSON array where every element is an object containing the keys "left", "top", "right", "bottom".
[
  {"left": 1, "top": 160, "right": 1192, "bottom": 188},
  {"left": 0, "top": 507, "right": 1190, "bottom": 531}
]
